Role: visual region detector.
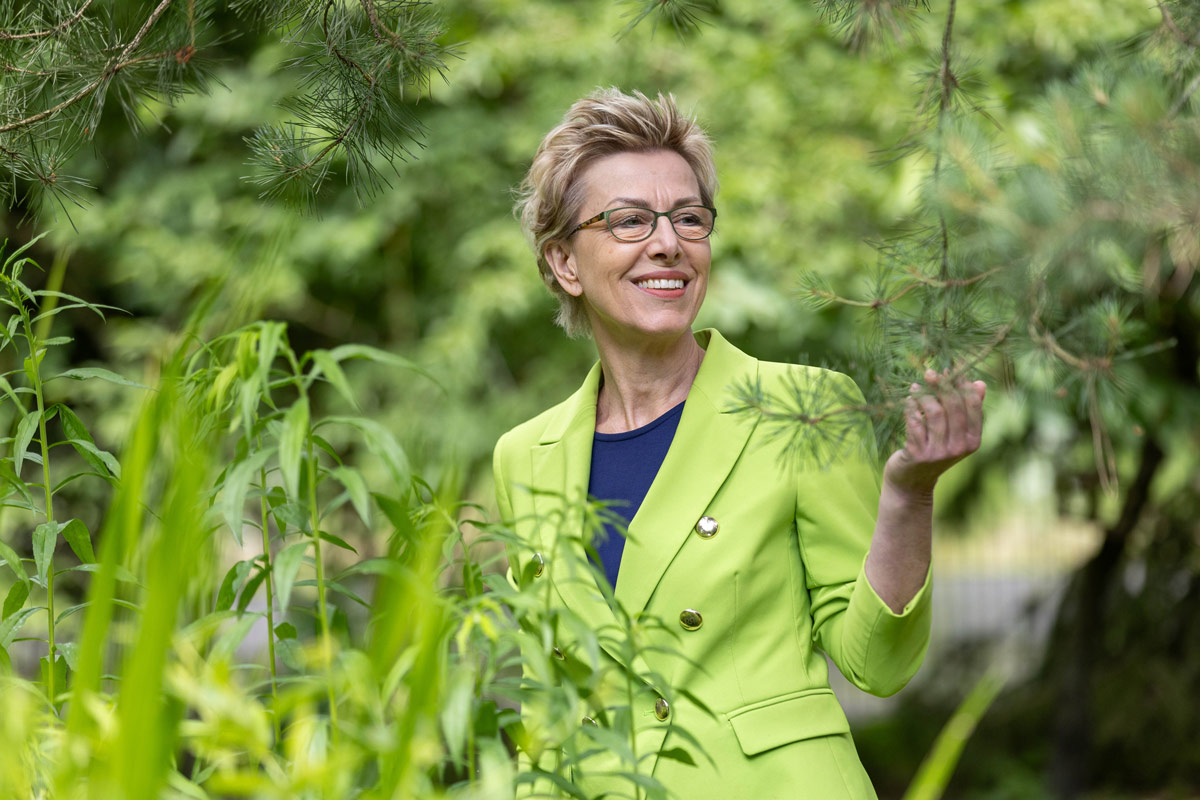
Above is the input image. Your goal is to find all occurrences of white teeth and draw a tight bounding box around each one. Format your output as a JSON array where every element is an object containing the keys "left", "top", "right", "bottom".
[{"left": 636, "top": 279, "right": 685, "bottom": 290}]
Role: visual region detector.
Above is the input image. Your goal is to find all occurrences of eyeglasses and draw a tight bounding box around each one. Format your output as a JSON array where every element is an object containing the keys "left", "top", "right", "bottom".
[{"left": 569, "top": 205, "right": 717, "bottom": 243}]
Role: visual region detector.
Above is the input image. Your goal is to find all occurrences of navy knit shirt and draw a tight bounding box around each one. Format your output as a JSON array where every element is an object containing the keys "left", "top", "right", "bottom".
[{"left": 587, "top": 400, "right": 685, "bottom": 590}]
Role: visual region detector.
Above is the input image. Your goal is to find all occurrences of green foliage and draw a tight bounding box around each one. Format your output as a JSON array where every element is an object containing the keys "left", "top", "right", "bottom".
[
  {"left": 0, "top": 0, "right": 453, "bottom": 212},
  {"left": 0, "top": 241, "right": 703, "bottom": 799}
]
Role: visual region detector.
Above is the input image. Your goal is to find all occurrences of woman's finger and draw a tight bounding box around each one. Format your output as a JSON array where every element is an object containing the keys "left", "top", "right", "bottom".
[
  {"left": 905, "top": 393, "right": 927, "bottom": 452},
  {"left": 939, "top": 378, "right": 969, "bottom": 453},
  {"left": 916, "top": 391, "right": 947, "bottom": 448},
  {"left": 964, "top": 379, "right": 986, "bottom": 444}
]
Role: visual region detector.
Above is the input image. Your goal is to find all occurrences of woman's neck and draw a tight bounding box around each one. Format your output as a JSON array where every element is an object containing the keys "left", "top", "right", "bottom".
[{"left": 593, "top": 330, "right": 705, "bottom": 434}]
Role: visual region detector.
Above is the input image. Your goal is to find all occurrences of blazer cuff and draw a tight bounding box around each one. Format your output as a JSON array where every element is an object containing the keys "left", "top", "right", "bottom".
[{"left": 838, "top": 556, "right": 933, "bottom": 696}]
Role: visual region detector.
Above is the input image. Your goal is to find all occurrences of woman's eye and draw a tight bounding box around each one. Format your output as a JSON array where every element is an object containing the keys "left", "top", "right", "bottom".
[
  {"left": 675, "top": 213, "right": 701, "bottom": 226},
  {"left": 613, "top": 212, "right": 650, "bottom": 227}
]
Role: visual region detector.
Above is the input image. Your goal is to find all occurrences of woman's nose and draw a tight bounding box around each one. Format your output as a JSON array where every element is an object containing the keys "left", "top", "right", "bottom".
[{"left": 646, "top": 217, "right": 682, "bottom": 262}]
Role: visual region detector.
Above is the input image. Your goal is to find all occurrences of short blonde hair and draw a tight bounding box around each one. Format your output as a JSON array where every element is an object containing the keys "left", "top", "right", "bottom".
[{"left": 515, "top": 88, "right": 718, "bottom": 338}]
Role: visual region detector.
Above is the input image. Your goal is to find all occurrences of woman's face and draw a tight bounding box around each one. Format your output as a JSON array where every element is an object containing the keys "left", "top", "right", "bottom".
[{"left": 546, "top": 149, "right": 711, "bottom": 347}]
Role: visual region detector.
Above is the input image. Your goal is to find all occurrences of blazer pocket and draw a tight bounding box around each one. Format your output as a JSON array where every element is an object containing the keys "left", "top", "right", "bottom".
[{"left": 726, "top": 689, "right": 851, "bottom": 756}]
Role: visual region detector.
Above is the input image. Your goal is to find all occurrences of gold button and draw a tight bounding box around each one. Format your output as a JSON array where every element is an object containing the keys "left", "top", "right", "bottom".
[
  {"left": 695, "top": 516, "right": 719, "bottom": 538},
  {"left": 582, "top": 716, "right": 598, "bottom": 726},
  {"left": 532, "top": 553, "right": 545, "bottom": 577},
  {"left": 552, "top": 647, "right": 565, "bottom": 660},
  {"left": 679, "top": 609, "right": 703, "bottom": 630},
  {"left": 654, "top": 697, "right": 670, "bottom": 721}
]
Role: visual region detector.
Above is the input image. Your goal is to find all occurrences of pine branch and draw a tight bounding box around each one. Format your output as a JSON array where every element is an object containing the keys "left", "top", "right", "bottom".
[
  {"left": 0, "top": 0, "right": 95, "bottom": 41},
  {"left": 0, "top": 0, "right": 175, "bottom": 135}
]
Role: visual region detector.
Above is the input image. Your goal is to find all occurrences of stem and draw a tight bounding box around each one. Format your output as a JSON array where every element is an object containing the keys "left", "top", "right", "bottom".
[
  {"left": 258, "top": 456, "right": 281, "bottom": 743},
  {"left": 935, "top": 0, "right": 957, "bottom": 283},
  {"left": 17, "top": 315, "right": 56, "bottom": 705},
  {"left": 306, "top": 431, "right": 339, "bottom": 739}
]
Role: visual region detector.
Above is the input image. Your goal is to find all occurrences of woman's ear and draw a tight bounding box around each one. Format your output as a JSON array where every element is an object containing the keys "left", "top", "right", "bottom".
[{"left": 544, "top": 240, "right": 583, "bottom": 297}]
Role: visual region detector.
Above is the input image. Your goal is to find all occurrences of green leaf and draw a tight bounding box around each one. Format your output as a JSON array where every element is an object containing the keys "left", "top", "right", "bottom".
[
  {"left": 211, "top": 612, "right": 259, "bottom": 663},
  {"left": 32, "top": 521, "right": 61, "bottom": 586},
  {"left": 57, "top": 641, "right": 80, "bottom": 671},
  {"left": 66, "top": 439, "right": 121, "bottom": 479},
  {"left": 276, "top": 637, "right": 303, "bottom": 670},
  {"left": 54, "top": 401, "right": 95, "bottom": 442},
  {"left": 327, "top": 344, "right": 435, "bottom": 385},
  {"left": 333, "top": 557, "right": 403, "bottom": 581},
  {"left": 41, "top": 336, "right": 73, "bottom": 347},
  {"left": 322, "top": 416, "right": 410, "bottom": 492},
  {"left": 273, "top": 541, "right": 309, "bottom": 612},
  {"left": 274, "top": 621, "right": 297, "bottom": 640},
  {"left": 0, "top": 607, "right": 39, "bottom": 648},
  {"left": 61, "top": 518, "right": 95, "bottom": 563},
  {"left": 279, "top": 398, "right": 309, "bottom": 499},
  {"left": 40, "top": 654, "right": 67, "bottom": 702},
  {"left": 13, "top": 408, "right": 39, "bottom": 478},
  {"left": 55, "top": 403, "right": 121, "bottom": 478},
  {"left": 657, "top": 747, "right": 697, "bottom": 767},
  {"left": 295, "top": 579, "right": 368, "bottom": 608},
  {"left": 311, "top": 350, "right": 358, "bottom": 409},
  {"left": 256, "top": 322, "right": 284, "bottom": 387},
  {"left": 236, "top": 567, "right": 269, "bottom": 614},
  {"left": 442, "top": 664, "right": 476, "bottom": 765},
  {"left": 63, "top": 562, "right": 140, "bottom": 586},
  {"left": 330, "top": 466, "right": 371, "bottom": 528},
  {"left": 52, "top": 367, "right": 150, "bottom": 390},
  {"left": 318, "top": 530, "right": 358, "bottom": 554},
  {"left": 0, "top": 460, "right": 34, "bottom": 507},
  {"left": 3, "top": 580, "right": 29, "bottom": 618},
  {"left": 56, "top": 602, "right": 89, "bottom": 624},
  {"left": 32, "top": 290, "right": 119, "bottom": 319},
  {"left": 0, "top": 539, "right": 27, "bottom": 582},
  {"left": 271, "top": 502, "right": 310, "bottom": 532},
  {"left": 216, "top": 562, "right": 240, "bottom": 612},
  {"left": 220, "top": 449, "right": 274, "bottom": 546},
  {"left": 23, "top": 351, "right": 45, "bottom": 387}
]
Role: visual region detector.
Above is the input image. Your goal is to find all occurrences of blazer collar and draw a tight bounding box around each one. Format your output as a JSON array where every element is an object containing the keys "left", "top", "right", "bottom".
[{"left": 530, "top": 329, "right": 760, "bottom": 621}]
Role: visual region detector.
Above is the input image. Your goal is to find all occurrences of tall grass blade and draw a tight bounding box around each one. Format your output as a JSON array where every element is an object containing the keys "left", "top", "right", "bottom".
[{"left": 901, "top": 665, "right": 1007, "bottom": 800}]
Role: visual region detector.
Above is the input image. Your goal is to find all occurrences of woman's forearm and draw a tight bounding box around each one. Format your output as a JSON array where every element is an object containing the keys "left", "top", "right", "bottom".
[{"left": 865, "top": 480, "right": 934, "bottom": 614}]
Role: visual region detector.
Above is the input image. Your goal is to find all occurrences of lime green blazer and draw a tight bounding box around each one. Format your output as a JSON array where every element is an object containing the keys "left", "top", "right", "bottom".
[{"left": 493, "top": 329, "right": 932, "bottom": 799}]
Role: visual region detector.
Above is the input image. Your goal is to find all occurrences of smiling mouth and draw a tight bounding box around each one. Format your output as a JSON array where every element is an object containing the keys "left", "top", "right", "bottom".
[{"left": 634, "top": 278, "right": 685, "bottom": 290}]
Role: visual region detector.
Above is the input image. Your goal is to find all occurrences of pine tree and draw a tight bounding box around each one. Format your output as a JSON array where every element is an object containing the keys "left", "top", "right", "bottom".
[
  {"left": 627, "top": 0, "right": 1198, "bottom": 792},
  {"left": 730, "top": 1, "right": 1200, "bottom": 793},
  {"left": 0, "top": 0, "right": 455, "bottom": 215}
]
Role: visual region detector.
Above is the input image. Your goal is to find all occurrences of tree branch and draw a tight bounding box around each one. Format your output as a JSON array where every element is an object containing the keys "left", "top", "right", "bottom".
[
  {"left": 0, "top": 0, "right": 96, "bottom": 41},
  {"left": 0, "top": 0, "right": 175, "bottom": 135}
]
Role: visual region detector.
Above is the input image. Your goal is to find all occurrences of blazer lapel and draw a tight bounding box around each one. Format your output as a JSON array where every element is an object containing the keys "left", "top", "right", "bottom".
[
  {"left": 614, "top": 329, "right": 761, "bottom": 617},
  {"left": 528, "top": 362, "right": 632, "bottom": 664}
]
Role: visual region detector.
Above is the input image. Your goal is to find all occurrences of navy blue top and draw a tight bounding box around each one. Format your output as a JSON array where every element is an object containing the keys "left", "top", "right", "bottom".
[{"left": 587, "top": 400, "right": 685, "bottom": 591}]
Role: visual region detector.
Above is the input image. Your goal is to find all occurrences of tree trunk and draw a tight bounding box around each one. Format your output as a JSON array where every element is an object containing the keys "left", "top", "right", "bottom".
[{"left": 1049, "top": 436, "right": 1163, "bottom": 798}]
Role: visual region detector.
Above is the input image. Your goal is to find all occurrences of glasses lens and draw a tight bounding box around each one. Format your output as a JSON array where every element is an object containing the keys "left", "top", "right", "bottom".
[
  {"left": 670, "top": 206, "right": 715, "bottom": 240},
  {"left": 607, "top": 208, "right": 655, "bottom": 242}
]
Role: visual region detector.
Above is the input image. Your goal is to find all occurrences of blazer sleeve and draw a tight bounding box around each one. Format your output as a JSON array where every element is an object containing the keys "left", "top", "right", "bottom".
[{"left": 794, "top": 371, "right": 933, "bottom": 698}]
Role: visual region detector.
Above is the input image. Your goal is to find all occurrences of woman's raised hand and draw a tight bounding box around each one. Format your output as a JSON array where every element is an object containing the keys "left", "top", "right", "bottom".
[{"left": 884, "top": 368, "right": 986, "bottom": 498}]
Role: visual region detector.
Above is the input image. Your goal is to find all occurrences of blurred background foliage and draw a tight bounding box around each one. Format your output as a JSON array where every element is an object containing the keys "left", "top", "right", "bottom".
[{"left": 2, "top": 0, "right": 1199, "bottom": 797}]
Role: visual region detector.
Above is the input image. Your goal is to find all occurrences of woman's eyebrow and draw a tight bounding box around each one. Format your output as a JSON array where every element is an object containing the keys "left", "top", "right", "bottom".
[{"left": 608, "top": 196, "right": 702, "bottom": 208}]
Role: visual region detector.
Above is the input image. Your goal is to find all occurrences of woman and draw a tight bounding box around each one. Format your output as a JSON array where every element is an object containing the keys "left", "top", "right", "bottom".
[{"left": 493, "top": 89, "right": 985, "bottom": 799}]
